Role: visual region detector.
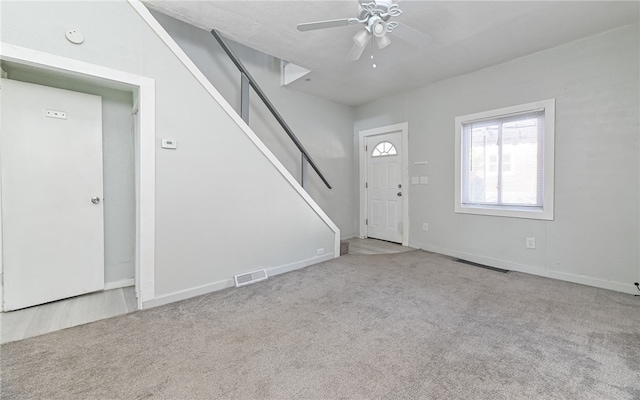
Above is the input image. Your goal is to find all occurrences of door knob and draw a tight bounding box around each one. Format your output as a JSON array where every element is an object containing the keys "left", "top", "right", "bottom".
[
  {"left": 397, "top": 192, "right": 402, "bottom": 197},
  {"left": 91, "top": 196, "right": 101, "bottom": 204},
  {"left": 398, "top": 184, "right": 402, "bottom": 188}
]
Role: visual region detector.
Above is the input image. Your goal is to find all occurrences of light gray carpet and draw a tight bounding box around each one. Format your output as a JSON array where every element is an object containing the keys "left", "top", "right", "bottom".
[{"left": 2, "top": 250, "right": 639, "bottom": 399}]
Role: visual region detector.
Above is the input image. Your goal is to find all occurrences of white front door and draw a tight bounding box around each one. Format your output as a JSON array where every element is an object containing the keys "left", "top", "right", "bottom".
[
  {"left": 1, "top": 78, "right": 105, "bottom": 311},
  {"left": 366, "top": 132, "right": 403, "bottom": 243}
]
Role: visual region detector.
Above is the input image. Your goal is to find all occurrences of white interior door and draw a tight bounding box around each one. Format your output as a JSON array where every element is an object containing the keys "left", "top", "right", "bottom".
[
  {"left": 1, "top": 78, "right": 104, "bottom": 311},
  {"left": 366, "top": 132, "right": 403, "bottom": 243}
]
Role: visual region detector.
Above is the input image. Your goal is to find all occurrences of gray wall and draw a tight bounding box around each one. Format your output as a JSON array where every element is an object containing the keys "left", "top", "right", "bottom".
[
  {"left": 355, "top": 23, "right": 640, "bottom": 293},
  {"left": 4, "top": 68, "right": 136, "bottom": 286},
  {"left": 149, "top": 10, "right": 357, "bottom": 238},
  {"left": 2, "top": 0, "right": 337, "bottom": 301}
]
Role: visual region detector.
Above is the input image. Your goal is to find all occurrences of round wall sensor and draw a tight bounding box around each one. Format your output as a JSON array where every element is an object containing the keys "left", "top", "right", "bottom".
[{"left": 65, "top": 30, "right": 84, "bottom": 44}]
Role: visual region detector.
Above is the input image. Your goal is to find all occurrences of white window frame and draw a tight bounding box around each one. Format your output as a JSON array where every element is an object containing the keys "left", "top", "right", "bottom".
[{"left": 454, "top": 99, "right": 555, "bottom": 220}]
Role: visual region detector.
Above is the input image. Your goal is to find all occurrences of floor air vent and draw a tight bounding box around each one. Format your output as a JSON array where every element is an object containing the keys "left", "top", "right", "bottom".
[
  {"left": 454, "top": 259, "right": 509, "bottom": 273},
  {"left": 234, "top": 269, "right": 268, "bottom": 287}
]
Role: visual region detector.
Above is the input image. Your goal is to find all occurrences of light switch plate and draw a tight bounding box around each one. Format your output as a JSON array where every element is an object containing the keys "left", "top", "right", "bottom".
[
  {"left": 162, "top": 139, "right": 177, "bottom": 149},
  {"left": 411, "top": 177, "right": 419, "bottom": 184},
  {"left": 526, "top": 237, "right": 536, "bottom": 249},
  {"left": 420, "top": 176, "right": 428, "bottom": 184}
]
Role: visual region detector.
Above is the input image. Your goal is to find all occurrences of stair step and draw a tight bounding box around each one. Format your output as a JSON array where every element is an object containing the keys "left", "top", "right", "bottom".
[{"left": 340, "top": 240, "right": 349, "bottom": 256}]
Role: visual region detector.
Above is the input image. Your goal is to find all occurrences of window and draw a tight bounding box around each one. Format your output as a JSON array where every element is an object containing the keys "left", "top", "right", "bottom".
[
  {"left": 455, "top": 99, "right": 555, "bottom": 220},
  {"left": 372, "top": 141, "right": 397, "bottom": 157}
]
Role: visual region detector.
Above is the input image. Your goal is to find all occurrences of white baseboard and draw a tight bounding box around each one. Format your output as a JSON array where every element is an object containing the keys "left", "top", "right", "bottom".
[
  {"left": 142, "top": 253, "right": 335, "bottom": 309},
  {"left": 266, "top": 252, "right": 334, "bottom": 277},
  {"left": 545, "top": 270, "right": 637, "bottom": 295},
  {"left": 410, "top": 241, "right": 638, "bottom": 295},
  {"left": 103, "top": 278, "right": 135, "bottom": 291},
  {"left": 142, "top": 278, "right": 235, "bottom": 309}
]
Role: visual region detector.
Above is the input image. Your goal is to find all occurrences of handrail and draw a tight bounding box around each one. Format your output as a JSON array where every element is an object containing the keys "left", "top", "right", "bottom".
[{"left": 210, "top": 29, "right": 332, "bottom": 190}]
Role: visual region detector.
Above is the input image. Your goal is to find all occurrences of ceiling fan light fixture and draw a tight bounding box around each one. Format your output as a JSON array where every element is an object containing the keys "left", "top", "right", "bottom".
[
  {"left": 296, "top": 0, "right": 430, "bottom": 62},
  {"left": 376, "top": 34, "right": 391, "bottom": 49},
  {"left": 353, "top": 29, "right": 370, "bottom": 47},
  {"left": 372, "top": 20, "right": 387, "bottom": 38},
  {"left": 347, "top": 36, "right": 370, "bottom": 61}
]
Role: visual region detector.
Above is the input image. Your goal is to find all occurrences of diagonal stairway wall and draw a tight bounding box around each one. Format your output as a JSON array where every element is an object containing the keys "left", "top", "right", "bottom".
[{"left": 147, "top": 9, "right": 357, "bottom": 239}]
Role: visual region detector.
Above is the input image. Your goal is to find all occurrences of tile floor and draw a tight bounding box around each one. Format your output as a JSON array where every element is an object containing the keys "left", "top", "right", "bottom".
[
  {"left": 1, "top": 286, "right": 136, "bottom": 344},
  {"left": 346, "top": 237, "right": 414, "bottom": 255}
]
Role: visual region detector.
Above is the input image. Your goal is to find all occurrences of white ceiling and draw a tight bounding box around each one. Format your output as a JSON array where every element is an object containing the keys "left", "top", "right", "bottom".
[{"left": 144, "top": 1, "right": 639, "bottom": 106}]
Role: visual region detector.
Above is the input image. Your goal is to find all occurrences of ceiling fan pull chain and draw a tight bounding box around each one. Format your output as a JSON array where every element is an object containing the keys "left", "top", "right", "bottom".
[{"left": 371, "top": 37, "right": 377, "bottom": 68}]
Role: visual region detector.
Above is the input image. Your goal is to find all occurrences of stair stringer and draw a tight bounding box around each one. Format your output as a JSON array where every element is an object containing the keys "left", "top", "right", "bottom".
[{"left": 128, "top": 0, "right": 340, "bottom": 256}]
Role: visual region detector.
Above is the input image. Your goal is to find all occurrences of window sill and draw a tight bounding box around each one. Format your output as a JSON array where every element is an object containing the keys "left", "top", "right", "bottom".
[{"left": 455, "top": 204, "right": 554, "bottom": 220}]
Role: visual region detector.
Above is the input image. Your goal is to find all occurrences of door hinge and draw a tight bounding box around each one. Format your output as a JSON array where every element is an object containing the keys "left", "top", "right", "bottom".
[
  {"left": 366, "top": 218, "right": 368, "bottom": 225},
  {"left": 365, "top": 182, "right": 368, "bottom": 189},
  {"left": 365, "top": 145, "right": 368, "bottom": 152}
]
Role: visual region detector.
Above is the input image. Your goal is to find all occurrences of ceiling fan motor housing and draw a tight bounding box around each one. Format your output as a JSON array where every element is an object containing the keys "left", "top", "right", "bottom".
[{"left": 358, "top": 0, "right": 402, "bottom": 36}]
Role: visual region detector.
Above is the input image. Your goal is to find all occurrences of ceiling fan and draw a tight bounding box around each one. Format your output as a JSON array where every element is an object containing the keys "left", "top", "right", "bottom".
[{"left": 296, "top": 0, "right": 431, "bottom": 61}]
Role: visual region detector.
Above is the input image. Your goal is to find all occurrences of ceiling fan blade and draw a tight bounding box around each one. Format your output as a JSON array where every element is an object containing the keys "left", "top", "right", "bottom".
[
  {"left": 347, "top": 34, "right": 371, "bottom": 61},
  {"left": 391, "top": 23, "right": 432, "bottom": 48},
  {"left": 297, "top": 18, "right": 357, "bottom": 32}
]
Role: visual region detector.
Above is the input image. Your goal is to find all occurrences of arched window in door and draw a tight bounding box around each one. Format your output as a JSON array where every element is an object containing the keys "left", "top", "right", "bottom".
[{"left": 372, "top": 141, "right": 397, "bottom": 157}]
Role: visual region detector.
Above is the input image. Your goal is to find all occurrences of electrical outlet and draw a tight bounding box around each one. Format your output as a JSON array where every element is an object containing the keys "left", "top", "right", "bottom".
[
  {"left": 525, "top": 237, "right": 536, "bottom": 249},
  {"left": 317, "top": 248, "right": 325, "bottom": 256},
  {"left": 423, "top": 223, "right": 428, "bottom": 231}
]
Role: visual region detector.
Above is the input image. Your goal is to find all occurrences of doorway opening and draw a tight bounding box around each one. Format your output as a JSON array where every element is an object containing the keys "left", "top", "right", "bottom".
[
  {"left": 358, "top": 122, "right": 409, "bottom": 246},
  {"left": 0, "top": 44, "right": 155, "bottom": 311}
]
